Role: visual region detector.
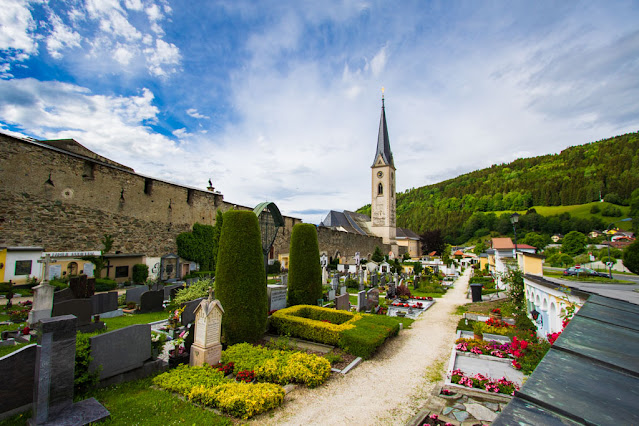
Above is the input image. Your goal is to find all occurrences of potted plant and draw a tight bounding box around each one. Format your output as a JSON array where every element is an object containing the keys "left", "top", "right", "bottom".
[{"left": 472, "top": 321, "right": 485, "bottom": 341}]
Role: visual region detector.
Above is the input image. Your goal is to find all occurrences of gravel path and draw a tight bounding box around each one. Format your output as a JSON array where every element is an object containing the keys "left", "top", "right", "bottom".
[{"left": 259, "top": 269, "right": 471, "bottom": 425}]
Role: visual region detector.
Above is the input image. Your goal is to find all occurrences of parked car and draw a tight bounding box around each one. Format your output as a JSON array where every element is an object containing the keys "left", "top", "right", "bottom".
[{"left": 563, "top": 266, "right": 610, "bottom": 278}]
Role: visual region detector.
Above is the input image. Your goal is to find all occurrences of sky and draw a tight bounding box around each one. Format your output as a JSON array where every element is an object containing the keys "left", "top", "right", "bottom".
[{"left": 1, "top": 1, "right": 638, "bottom": 224}]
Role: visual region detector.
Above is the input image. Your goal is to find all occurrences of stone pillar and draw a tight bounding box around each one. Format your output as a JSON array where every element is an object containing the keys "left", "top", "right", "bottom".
[{"left": 31, "top": 315, "right": 110, "bottom": 425}]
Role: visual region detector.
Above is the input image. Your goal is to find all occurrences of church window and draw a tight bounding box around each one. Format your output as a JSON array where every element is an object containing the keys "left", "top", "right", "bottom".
[
  {"left": 115, "top": 265, "right": 129, "bottom": 278},
  {"left": 82, "top": 161, "right": 95, "bottom": 180},
  {"left": 187, "top": 189, "right": 195, "bottom": 205},
  {"left": 378, "top": 183, "right": 383, "bottom": 195}
]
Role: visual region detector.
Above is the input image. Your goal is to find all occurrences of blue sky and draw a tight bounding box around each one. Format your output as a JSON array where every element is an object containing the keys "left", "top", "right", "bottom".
[{"left": 1, "top": 1, "right": 638, "bottom": 224}]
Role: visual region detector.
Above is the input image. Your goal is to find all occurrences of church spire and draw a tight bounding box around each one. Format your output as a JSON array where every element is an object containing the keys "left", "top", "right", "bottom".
[{"left": 372, "top": 88, "right": 394, "bottom": 168}]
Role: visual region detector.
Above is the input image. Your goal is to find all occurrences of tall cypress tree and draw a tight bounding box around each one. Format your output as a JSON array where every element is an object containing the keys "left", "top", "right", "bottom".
[
  {"left": 287, "top": 223, "right": 322, "bottom": 306},
  {"left": 215, "top": 211, "right": 267, "bottom": 345}
]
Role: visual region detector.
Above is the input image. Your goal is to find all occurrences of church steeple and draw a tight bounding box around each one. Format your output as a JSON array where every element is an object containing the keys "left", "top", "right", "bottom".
[{"left": 372, "top": 90, "right": 394, "bottom": 168}]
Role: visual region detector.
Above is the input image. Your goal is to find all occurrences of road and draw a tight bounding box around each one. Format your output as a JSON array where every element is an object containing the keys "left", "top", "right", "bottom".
[{"left": 543, "top": 275, "right": 639, "bottom": 305}]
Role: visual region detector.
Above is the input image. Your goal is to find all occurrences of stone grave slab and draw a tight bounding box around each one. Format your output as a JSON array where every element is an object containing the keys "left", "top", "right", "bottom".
[
  {"left": 53, "top": 288, "right": 74, "bottom": 305},
  {"left": 328, "top": 289, "right": 336, "bottom": 301},
  {"left": 139, "top": 290, "right": 164, "bottom": 313},
  {"left": 125, "top": 286, "right": 148, "bottom": 305},
  {"left": 69, "top": 275, "right": 94, "bottom": 299},
  {"left": 267, "top": 285, "right": 287, "bottom": 312},
  {"left": 367, "top": 288, "right": 380, "bottom": 310},
  {"left": 164, "top": 284, "right": 182, "bottom": 300},
  {"left": 0, "top": 344, "right": 36, "bottom": 417},
  {"left": 335, "top": 294, "right": 349, "bottom": 311},
  {"left": 28, "top": 283, "right": 54, "bottom": 326},
  {"left": 357, "top": 290, "right": 367, "bottom": 312},
  {"left": 89, "top": 324, "right": 151, "bottom": 380},
  {"left": 91, "top": 291, "right": 118, "bottom": 315},
  {"left": 52, "top": 299, "right": 92, "bottom": 327},
  {"left": 340, "top": 286, "right": 347, "bottom": 295},
  {"left": 181, "top": 297, "right": 205, "bottom": 326}
]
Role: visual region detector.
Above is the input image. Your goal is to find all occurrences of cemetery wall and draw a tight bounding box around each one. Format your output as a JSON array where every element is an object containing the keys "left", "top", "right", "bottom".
[{"left": 0, "top": 133, "right": 391, "bottom": 259}]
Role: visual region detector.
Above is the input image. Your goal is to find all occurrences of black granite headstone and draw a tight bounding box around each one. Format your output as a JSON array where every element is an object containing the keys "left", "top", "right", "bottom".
[
  {"left": 139, "top": 290, "right": 164, "bottom": 313},
  {"left": 69, "top": 275, "right": 94, "bottom": 298},
  {"left": 180, "top": 297, "right": 205, "bottom": 326},
  {"left": 52, "top": 299, "right": 92, "bottom": 326},
  {"left": 91, "top": 292, "right": 119, "bottom": 315},
  {"left": 125, "top": 286, "right": 147, "bottom": 304},
  {"left": 53, "top": 288, "right": 74, "bottom": 305},
  {"left": 89, "top": 324, "right": 151, "bottom": 380},
  {"left": 0, "top": 344, "right": 36, "bottom": 417},
  {"left": 164, "top": 284, "right": 182, "bottom": 300}
]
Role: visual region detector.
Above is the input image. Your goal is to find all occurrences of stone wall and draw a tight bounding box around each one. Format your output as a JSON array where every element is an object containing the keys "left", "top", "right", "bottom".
[{"left": 0, "top": 133, "right": 392, "bottom": 261}]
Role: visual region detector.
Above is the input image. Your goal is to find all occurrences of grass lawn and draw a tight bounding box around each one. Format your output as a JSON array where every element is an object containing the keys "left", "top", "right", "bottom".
[
  {"left": 455, "top": 299, "right": 513, "bottom": 316},
  {"left": 102, "top": 310, "right": 171, "bottom": 331},
  {"left": 0, "top": 341, "right": 31, "bottom": 358},
  {"left": 0, "top": 376, "right": 233, "bottom": 426},
  {"left": 543, "top": 271, "right": 634, "bottom": 284},
  {"left": 411, "top": 289, "right": 444, "bottom": 298}
]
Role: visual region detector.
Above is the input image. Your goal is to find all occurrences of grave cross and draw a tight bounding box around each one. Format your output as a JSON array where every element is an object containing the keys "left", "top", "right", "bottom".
[{"left": 37, "top": 254, "right": 58, "bottom": 284}]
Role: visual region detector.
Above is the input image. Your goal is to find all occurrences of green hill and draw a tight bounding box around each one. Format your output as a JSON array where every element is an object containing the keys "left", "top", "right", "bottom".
[{"left": 358, "top": 132, "right": 639, "bottom": 243}]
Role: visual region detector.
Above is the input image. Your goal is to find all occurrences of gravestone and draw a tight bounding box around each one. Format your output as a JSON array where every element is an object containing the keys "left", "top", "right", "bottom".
[
  {"left": 31, "top": 315, "right": 109, "bottom": 425},
  {"left": 413, "top": 279, "right": 418, "bottom": 290},
  {"left": 139, "top": 290, "right": 164, "bottom": 313},
  {"left": 340, "top": 286, "right": 347, "bottom": 296},
  {"left": 322, "top": 267, "right": 328, "bottom": 286},
  {"left": 28, "top": 283, "right": 54, "bottom": 326},
  {"left": 394, "top": 274, "right": 399, "bottom": 286},
  {"left": 181, "top": 297, "right": 205, "bottom": 326},
  {"left": 169, "top": 285, "right": 183, "bottom": 301},
  {"left": 164, "top": 284, "right": 182, "bottom": 300},
  {"left": 126, "top": 286, "right": 148, "bottom": 304},
  {"left": 53, "top": 288, "right": 74, "bottom": 305},
  {"left": 372, "top": 274, "right": 378, "bottom": 287},
  {"left": 380, "top": 275, "right": 386, "bottom": 286},
  {"left": 91, "top": 292, "right": 119, "bottom": 316},
  {"left": 69, "top": 275, "right": 95, "bottom": 299},
  {"left": 52, "top": 299, "right": 92, "bottom": 328},
  {"left": 331, "top": 276, "right": 339, "bottom": 291},
  {"left": 0, "top": 344, "right": 36, "bottom": 417},
  {"left": 89, "top": 324, "right": 151, "bottom": 380},
  {"left": 280, "top": 274, "right": 288, "bottom": 286},
  {"left": 267, "top": 285, "right": 287, "bottom": 312},
  {"left": 357, "top": 290, "right": 367, "bottom": 312},
  {"left": 367, "top": 288, "right": 380, "bottom": 310},
  {"left": 387, "top": 283, "right": 396, "bottom": 299},
  {"left": 190, "top": 290, "right": 224, "bottom": 367},
  {"left": 328, "top": 289, "right": 336, "bottom": 301},
  {"left": 335, "top": 294, "right": 349, "bottom": 311}
]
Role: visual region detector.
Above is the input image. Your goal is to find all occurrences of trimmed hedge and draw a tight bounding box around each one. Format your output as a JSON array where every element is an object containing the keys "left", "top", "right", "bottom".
[
  {"left": 95, "top": 278, "right": 117, "bottom": 292},
  {"left": 221, "top": 343, "right": 331, "bottom": 388},
  {"left": 215, "top": 211, "right": 267, "bottom": 345},
  {"left": 271, "top": 305, "right": 401, "bottom": 359},
  {"left": 287, "top": 223, "right": 322, "bottom": 306},
  {"left": 271, "top": 305, "right": 360, "bottom": 345}
]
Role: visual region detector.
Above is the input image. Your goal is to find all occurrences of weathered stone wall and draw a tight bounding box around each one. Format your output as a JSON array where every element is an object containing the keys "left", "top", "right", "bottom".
[{"left": 0, "top": 133, "right": 392, "bottom": 261}]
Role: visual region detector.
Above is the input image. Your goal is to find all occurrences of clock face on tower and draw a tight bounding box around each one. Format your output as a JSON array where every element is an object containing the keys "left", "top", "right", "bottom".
[{"left": 377, "top": 171, "right": 384, "bottom": 178}]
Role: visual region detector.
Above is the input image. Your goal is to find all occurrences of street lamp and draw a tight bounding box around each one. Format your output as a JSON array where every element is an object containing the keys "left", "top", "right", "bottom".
[
  {"left": 605, "top": 218, "right": 632, "bottom": 279},
  {"left": 510, "top": 213, "right": 520, "bottom": 259}
]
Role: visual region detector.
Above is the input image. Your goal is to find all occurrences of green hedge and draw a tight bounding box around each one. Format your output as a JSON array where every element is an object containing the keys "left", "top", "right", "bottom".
[
  {"left": 339, "top": 314, "right": 400, "bottom": 359},
  {"left": 132, "top": 264, "right": 148, "bottom": 284},
  {"left": 271, "top": 305, "right": 360, "bottom": 345},
  {"left": 215, "top": 211, "right": 267, "bottom": 345},
  {"left": 287, "top": 223, "right": 322, "bottom": 306},
  {"left": 271, "top": 305, "right": 402, "bottom": 359},
  {"left": 95, "top": 278, "right": 117, "bottom": 292}
]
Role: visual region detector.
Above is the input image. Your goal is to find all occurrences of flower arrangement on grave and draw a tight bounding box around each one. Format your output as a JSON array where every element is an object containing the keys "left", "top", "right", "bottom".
[
  {"left": 508, "top": 335, "right": 550, "bottom": 374},
  {"left": 450, "top": 369, "right": 519, "bottom": 395},
  {"left": 485, "top": 317, "right": 510, "bottom": 328},
  {"left": 216, "top": 361, "right": 235, "bottom": 376},
  {"left": 151, "top": 331, "right": 168, "bottom": 357},
  {"left": 169, "top": 329, "right": 189, "bottom": 357},
  {"left": 168, "top": 306, "right": 185, "bottom": 329},
  {"left": 235, "top": 369, "right": 256, "bottom": 383}
]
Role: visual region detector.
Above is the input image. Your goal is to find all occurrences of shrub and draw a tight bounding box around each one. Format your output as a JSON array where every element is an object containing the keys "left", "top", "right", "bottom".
[
  {"left": 338, "top": 314, "right": 400, "bottom": 359},
  {"left": 590, "top": 204, "right": 600, "bottom": 214},
  {"left": 221, "top": 343, "right": 331, "bottom": 388},
  {"left": 153, "top": 364, "right": 226, "bottom": 396},
  {"left": 132, "top": 264, "right": 149, "bottom": 284},
  {"left": 271, "top": 305, "right": 360, "bottom": 345},
  {"left": 177, "top": 223, "right": 217, "bottom": 272},
  {"left": 287, "top": 224, "right": 322, "bottom": 306},
  {"left": 188, "top": 382, "right": 285, "bottom": 419},
  {"left": 623, "top": 240, "right": 639, "bottom": 275},
  {"left": 267, "top": 260, "right": 282, "bottom": 274},
  {"left": 75, "top": 333, "right": 100, "bottom": 394},
  {"left": 173, "top": 279, "right": 214, "bottom": 306},
  {"left": 215, "top": 211, "right": 267, "bottom": 345},
  {"left": 95, "top": 278, "right": 117, "bottom": 292}
]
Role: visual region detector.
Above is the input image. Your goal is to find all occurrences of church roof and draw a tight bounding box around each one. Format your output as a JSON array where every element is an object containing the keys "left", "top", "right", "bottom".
[
  {"left": 396, "top": 227, "right": 421, "bottom": 240},
  {"left": 372, "top": 96, "right": 394, "bottom": 168}
]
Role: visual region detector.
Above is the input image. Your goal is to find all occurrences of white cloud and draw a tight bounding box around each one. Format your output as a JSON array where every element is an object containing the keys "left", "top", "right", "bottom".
[
  {"left": 144, "top": 38, "right": 181, "bottom": 76},
  {"left": 124, "top": 0, "right": 144, "bottom": 12},
  {"left": 46, "top": 13, "right": 82, "bottom": 59},
  {"left": 113, "top": 44, "right": 134, "bottom": 65},
  {"left": 370, "top": 46, "right": 387, "bottom": 77},
  {"left": 186, "top": 108, "right": 209, "bottom": 119},
  {"left": 0, "top": 2, "right": 37, "bottom": 53}
]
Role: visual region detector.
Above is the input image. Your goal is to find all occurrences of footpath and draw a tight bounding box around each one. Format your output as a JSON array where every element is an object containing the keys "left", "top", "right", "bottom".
[{"left": 261, "top": 269, "right": 472, "bottom": 425}]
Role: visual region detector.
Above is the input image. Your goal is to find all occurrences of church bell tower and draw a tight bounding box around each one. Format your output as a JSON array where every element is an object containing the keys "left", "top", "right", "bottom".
[{"left": 371, "top": 90, "right": 397, "bottom": 251}]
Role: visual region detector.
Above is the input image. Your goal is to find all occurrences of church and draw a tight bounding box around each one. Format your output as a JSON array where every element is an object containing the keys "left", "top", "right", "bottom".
[{"left": 320, "top": 95, "right": 421, "bottom": 258}]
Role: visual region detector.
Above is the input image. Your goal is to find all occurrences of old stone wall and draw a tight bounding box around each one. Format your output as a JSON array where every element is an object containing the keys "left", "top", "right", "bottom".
[{"left": 0, "top": 133, "right": 392, "bottom": 261}]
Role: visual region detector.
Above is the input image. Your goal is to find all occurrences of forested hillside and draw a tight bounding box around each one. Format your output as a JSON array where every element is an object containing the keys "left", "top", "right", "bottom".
[{"left": 358, "top": 132, "right": 639, "bottom": 243}]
